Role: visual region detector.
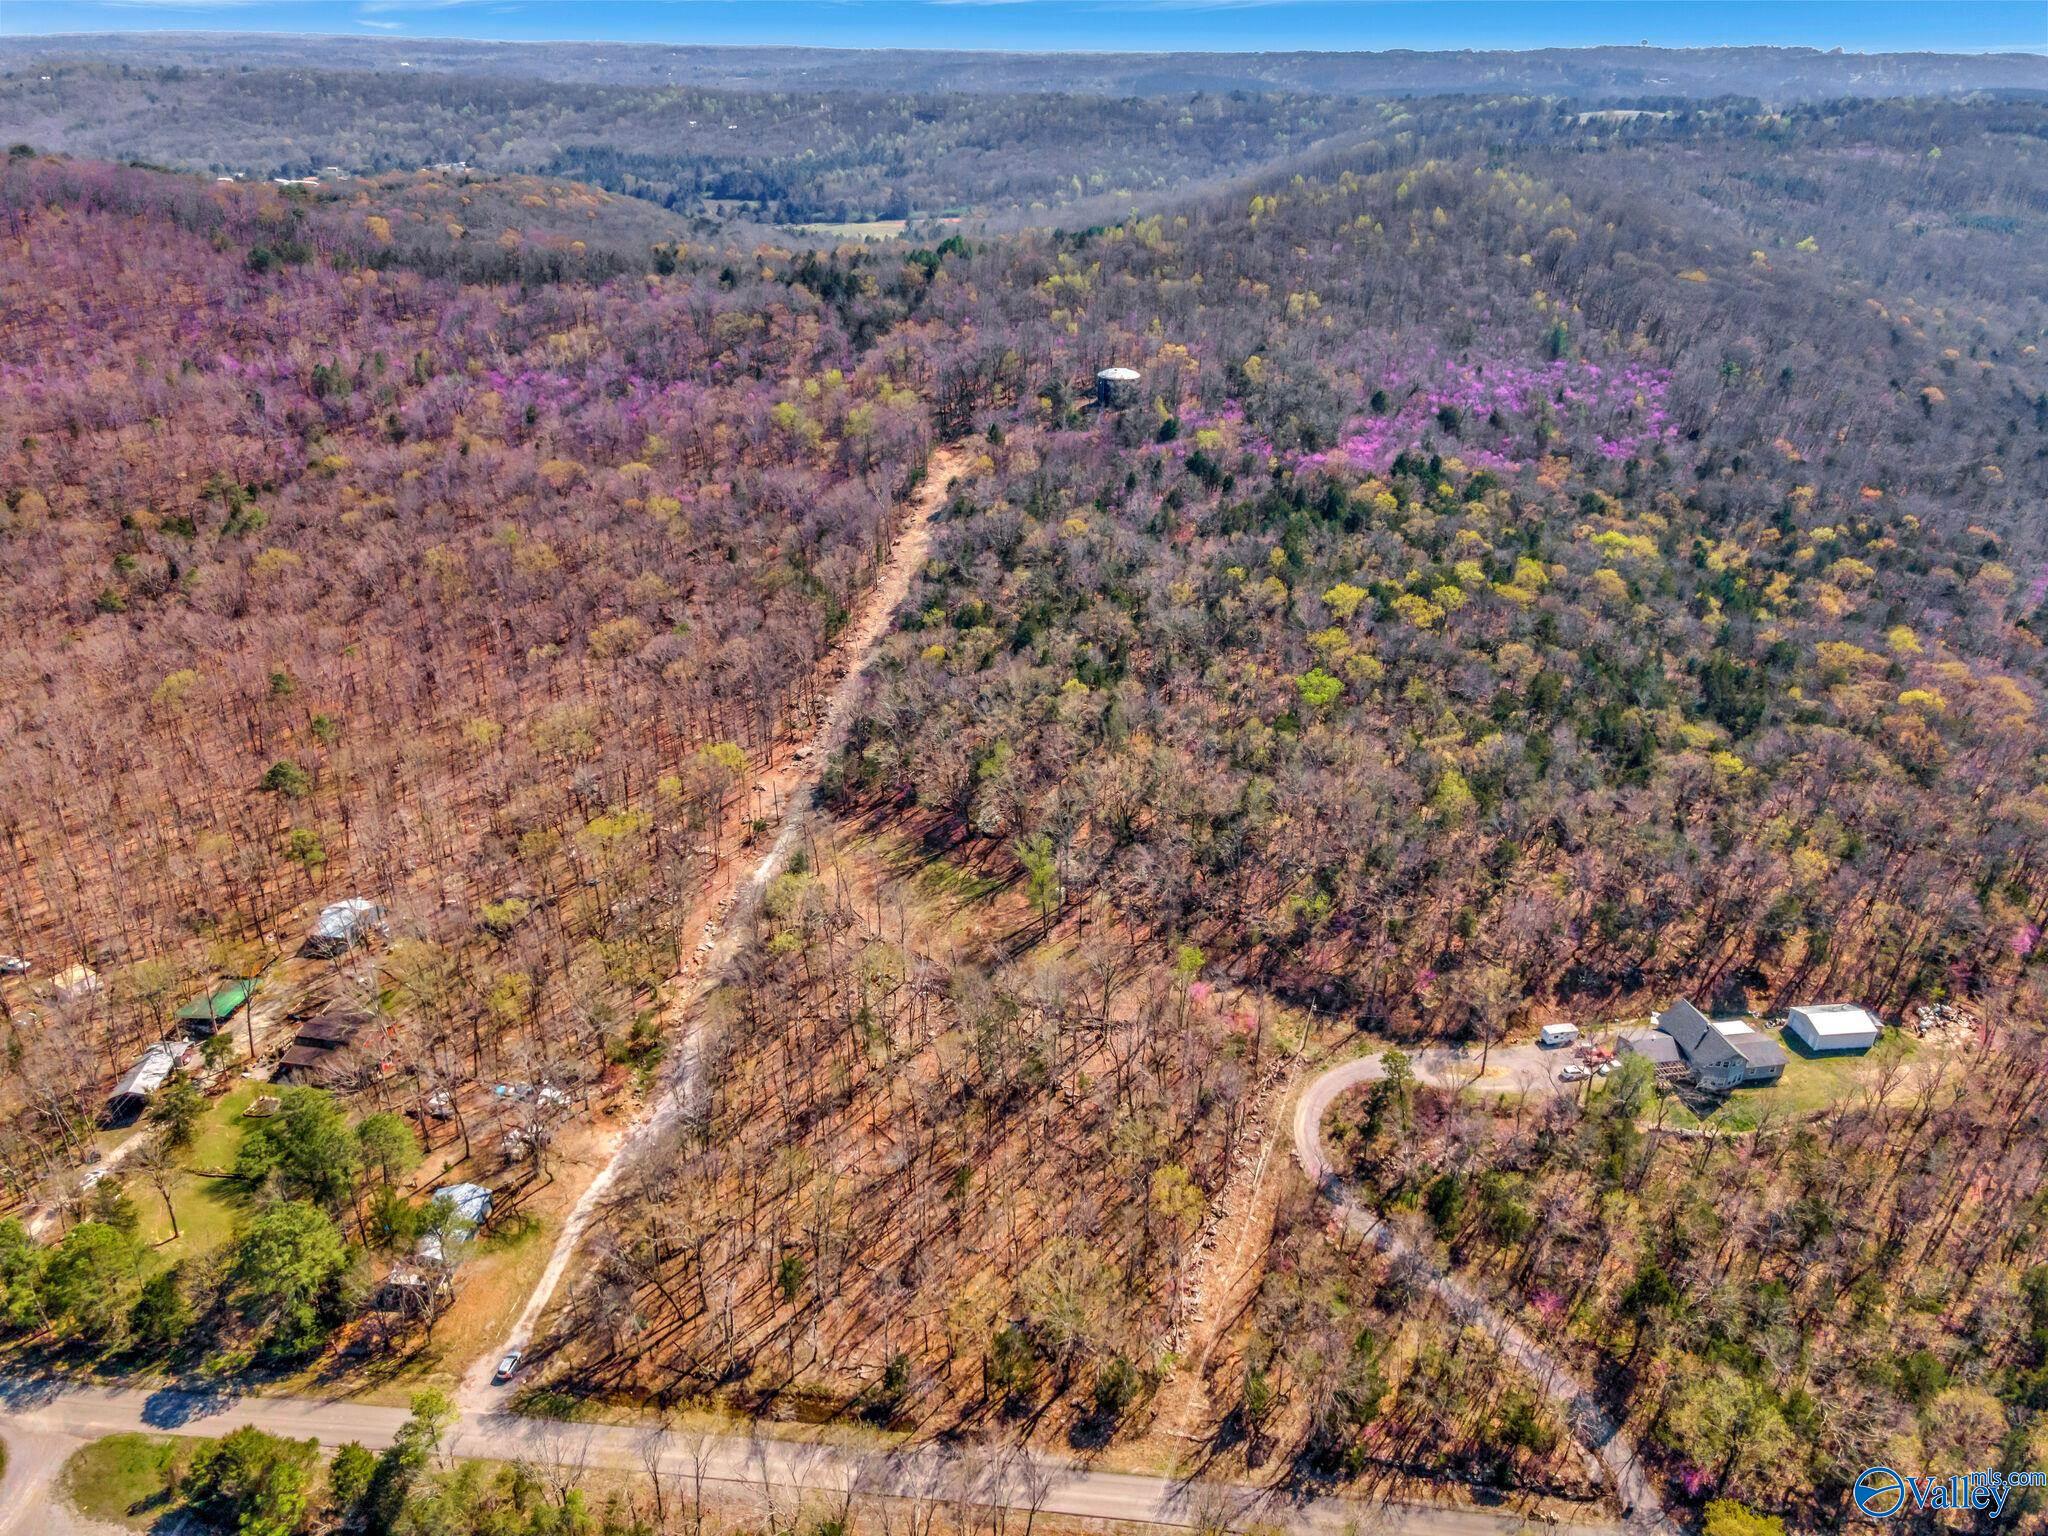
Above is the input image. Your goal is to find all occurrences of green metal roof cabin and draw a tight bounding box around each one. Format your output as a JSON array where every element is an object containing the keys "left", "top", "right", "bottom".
[{"left": 176, "top": 978, "right": 258, "bottom": 1037}]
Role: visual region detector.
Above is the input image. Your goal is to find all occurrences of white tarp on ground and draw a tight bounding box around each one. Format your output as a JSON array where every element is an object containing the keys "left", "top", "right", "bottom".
[
  {"left": 307, "top": 899, "right": 384, "bottom": 953},
  {"left": 431, "top": 1181, "right": 494, "bottom": 1228}
]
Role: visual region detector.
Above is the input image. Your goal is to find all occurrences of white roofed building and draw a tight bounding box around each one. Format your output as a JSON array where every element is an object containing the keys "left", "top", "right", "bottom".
[
  {"left": 1095, "top": 367, "right": 1141, "bottom": 409},
  {"left": 304, "top": 898, "right": 384, "bottom": 958},
  {"left": 107, "top": 1039, "right": 192, "bottom": 1118},
  {"left": 1787, "top": 1003, "right": 1880, "bottom": 1054}
]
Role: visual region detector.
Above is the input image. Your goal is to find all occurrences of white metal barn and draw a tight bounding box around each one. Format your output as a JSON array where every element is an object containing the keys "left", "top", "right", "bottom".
[{"left": 1787, "top": 1003, "right": 1880, "bottom": 1053}]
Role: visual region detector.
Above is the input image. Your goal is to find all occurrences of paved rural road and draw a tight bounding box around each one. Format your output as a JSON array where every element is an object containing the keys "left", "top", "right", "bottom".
[
  {"left": 0, "top": 1378, "right": 1613, "bottom": 1536},
  {"left": 0, "top": 449, "right": 1623, "bottom": 1536},
  {"left": 1293, "top": 1049, "right": 1674, "bottom": 1536}
]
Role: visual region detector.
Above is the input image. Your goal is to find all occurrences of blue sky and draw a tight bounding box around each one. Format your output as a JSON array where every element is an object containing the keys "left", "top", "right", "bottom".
[{"left": 6, "top": 2, "right": 2044, "bottom": 55}]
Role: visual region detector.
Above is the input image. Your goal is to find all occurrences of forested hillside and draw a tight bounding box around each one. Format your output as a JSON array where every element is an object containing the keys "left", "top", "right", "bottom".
[
  {"left": 0, "top": 65, "right": 1386, "bottom": 228},
  {"left": 0, "top": 153, "right": 927, "bottom": 1179},
  {"left": 11, "top": 58, "right": 2039, "bottom": 235},
  {"left": 842, "top": 103, "right": 2048, "bottom": 1026},
  {"left": 0, "top": 83, "right": 2044, "bottom": 1536},
  {"left": 562, "top": 98, "right": 2048, "bottom": 1533},
  {"left": 6, "top": 33, "right": 2043, "bottom": 99}
]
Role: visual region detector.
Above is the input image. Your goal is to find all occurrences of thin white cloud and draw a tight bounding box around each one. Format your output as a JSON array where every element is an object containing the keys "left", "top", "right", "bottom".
[
  {"left": 354, "top": 0, "right": 521, "bottom": 14},
  {"left": 98, "top": 1, "right": 275, "bottom": 9}
]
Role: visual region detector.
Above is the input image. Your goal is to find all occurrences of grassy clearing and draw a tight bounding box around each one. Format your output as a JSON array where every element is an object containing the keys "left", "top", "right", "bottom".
[
  {"left": 1654, "top": 1029, "right": 1918, "bottom": 1132},
  {"left": 789, "top": 218, "right": 909, "bottom": 240},
  {"left": 1716, "top": 1027, "right": 1916, "bottom": 1129},
  {"left": 129, "top": 1080, "right": 262, "bottom": 1268},
  {"left": 910, "top": 853, "right": 1009, "bottom": 912},
  {"left": 186, "top": 1079, "right": 264, "bottom": 1170},
  {"left": 58, "top": 1432, "right": 193, "bottom": 1526},
  {"left": 862, "top": 828, "right": 1011, "bottom": 930}
]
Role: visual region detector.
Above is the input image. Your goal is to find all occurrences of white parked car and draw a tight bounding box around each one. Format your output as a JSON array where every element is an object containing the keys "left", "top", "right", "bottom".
[
  {"left": 1558, "top": 1063, "right": 1592, "bottom": 1082},
  {"left": 0, "top": 955, "right": 30, "bottom": 976},
  {"left": 1596, "top": 1061, "right": 1615, "bottom": 1076},
  {"left": 494, "top": 1350, "right": 523, "bottom": 1383}
]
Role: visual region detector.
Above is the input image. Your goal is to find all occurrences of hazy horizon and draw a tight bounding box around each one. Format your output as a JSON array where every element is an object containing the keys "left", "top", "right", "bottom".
[{"left": 6, "top": 1, "right": 2044, "bottom": 57}]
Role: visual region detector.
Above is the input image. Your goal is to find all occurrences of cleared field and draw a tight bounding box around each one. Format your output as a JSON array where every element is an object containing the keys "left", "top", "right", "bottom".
[
  {"left": 786, "top": 216, "right": 966, "bottom": 240},
  {"left": 788, "top": 218, "right": 911, "bottom": 239}
]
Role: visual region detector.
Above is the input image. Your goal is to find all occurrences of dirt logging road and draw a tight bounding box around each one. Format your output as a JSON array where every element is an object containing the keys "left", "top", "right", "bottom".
[
  {"left": 0, "top": 454, "right": 1635, "bottom": 1536},
  {"left": 464, "top": 442, "right": 972, "bottom": 1406},
  {"left": 1293, "top": 1051, "right": 1674, "bottom": 1536}
]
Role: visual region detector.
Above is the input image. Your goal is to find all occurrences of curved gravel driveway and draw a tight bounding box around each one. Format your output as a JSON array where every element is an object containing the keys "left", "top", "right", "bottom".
[{"left": 1291, "top": 1048, "right": 1675, "bottom": 1535}]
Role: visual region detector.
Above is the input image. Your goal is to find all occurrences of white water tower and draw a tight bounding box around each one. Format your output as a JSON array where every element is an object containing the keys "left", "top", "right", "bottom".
[{"left": 1095, "top": 366, "right": 1140, "bottom": 410}]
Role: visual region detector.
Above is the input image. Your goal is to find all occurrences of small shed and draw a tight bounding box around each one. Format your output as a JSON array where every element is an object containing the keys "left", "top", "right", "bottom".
[
  {"left": 1787, "top": 1003, "right": 1879, "bottom": 1053},
  {"left": 379, "top": 1257, "right": 458, "bottom": 1307},
  {"left": 51, "top": 963, "right": 101, "bottom": 1001},
  {"left": 1095, "top": 367, "right": 1141, "bottom": 410},
  {"left": 177, "top": 979, "right": 257, "bottom": 1039},
  {"left": 107, "top": 1039, "right": 192, "bottom": 1119}
]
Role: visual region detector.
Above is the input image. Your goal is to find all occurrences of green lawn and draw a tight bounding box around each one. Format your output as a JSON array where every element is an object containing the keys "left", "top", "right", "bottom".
[
  {"left": 187, "top": 1080, "right": 264, "bottom": 1170},
  {"left": 58, "top": 1432, "right": 194, "bottom": 1526},
  {"left": 1658, "top": 1029, "right": 1918, "bottom": 1132},
  {"left": 910, "top": 852, "right": 1009, "bottom": 912},
  {"left": 129, "top": 1081, "right": 262, "bottom": 1266},
  {"left": 863, "top": 829, "right": 1010, "bottom": 930}
]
